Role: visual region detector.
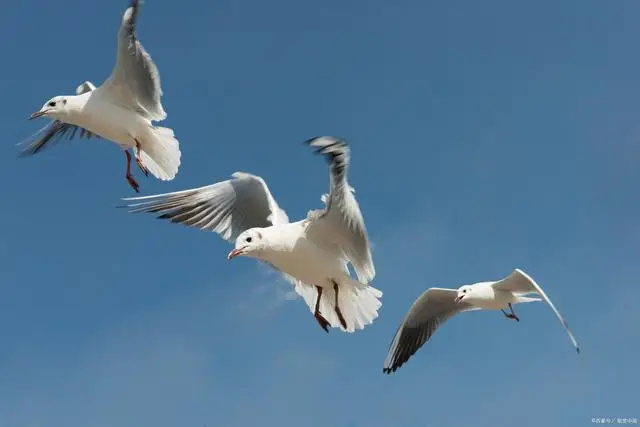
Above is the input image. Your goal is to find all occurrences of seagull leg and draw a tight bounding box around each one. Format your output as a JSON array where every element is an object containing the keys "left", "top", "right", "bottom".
[
  {"left": 134, "top": 139, "right": 149, "bottom": 177},
  {"left": 509, "top": 303, "right": 520, "bottom": 321},
  {"left": 124, "top": 150, "right": 140, "bottom": 193},
  {"left": 501, "top": 303, "right": 520, "bottom": 322},
  {"left": 313, "top": 286, "right": 330, "bottom": 333},
  {"left": 332, "top": 280, "right": 348, "bottom": 330}
]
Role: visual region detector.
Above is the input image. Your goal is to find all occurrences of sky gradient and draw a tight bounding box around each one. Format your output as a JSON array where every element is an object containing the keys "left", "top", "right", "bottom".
[{"left": 1, "top": 0, "right": 638, "bottom": 426}]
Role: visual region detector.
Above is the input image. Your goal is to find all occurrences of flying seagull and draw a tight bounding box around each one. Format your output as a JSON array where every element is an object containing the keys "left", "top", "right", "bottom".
[
  {"left": 19, "top": 0, "right": 181, "bottom": 193},
  {"left": 383, "top": 268, "right": 580, "bottom": 374},
  {"left": 121, "top": 136, "right": 382, "bottom": 333}
]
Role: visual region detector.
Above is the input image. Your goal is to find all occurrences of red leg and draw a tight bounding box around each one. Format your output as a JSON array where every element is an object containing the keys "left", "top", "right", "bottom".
[
  {"left": 313, "top": 286, "right": 330, "bottom": 333},
  {"left": 508, "top": 303, "right": 520, "bottom": 322},
  {"left": 501, "top": 304, "right": 520, "bottom": 322},
  {"left": 125, "top": 150, "right": 140, "bottom": 193},
  {"left": 135, "top": 139, "right": 149, "bottom": 176},
  {"left": 332, "top": 281, "right": 347, "bottom": 330}
]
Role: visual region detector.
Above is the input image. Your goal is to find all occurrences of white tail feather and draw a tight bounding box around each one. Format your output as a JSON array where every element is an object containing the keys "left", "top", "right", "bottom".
[
  {"left": 292, "top": 277, "right": 382, "bottom": 333},
  {"left": 138, "top": 126, "right": 181, "bottom": 181},
  {"left": 515, "top": 295, "right": 542, "bottom": 304}
]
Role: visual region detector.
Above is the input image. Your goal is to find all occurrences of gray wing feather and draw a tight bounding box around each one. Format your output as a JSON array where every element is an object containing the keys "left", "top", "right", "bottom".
[
  {"left": 100, "top": 0, "right": 166, "bottom": 120},
  {"left": 120, "top": 172, "right": 289, "bottom": 243},
  {"left": 305, "top": 136, "right": 375, "bottom": 283},
  {"left": 383, "top": 288, "right": 477, "bottom": 374},
  {"left": 18, "top": 122, "right": 97, "bottom": 157},
  {"left": 492, "top": 269, "right": 580, "bottom": 353}
]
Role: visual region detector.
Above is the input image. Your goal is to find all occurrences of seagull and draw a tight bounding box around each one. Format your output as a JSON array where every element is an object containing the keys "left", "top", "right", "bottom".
[
  {"left": 19, "top": 0, "right": 181, "bottom": 193},
  {"left": 383, "top": 268, "right": 580, "bottom": 374},
  {"left": 121, "top": 136, "right": 382, "bottom": 333}
]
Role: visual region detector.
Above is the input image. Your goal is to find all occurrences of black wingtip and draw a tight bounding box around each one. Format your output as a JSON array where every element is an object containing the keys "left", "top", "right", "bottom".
[
  {"left": 382, "top": 366, "right": 397, "bottom": 375},
  {"left": 576, "top": 347, "right": 581, "bottom": 355},
  {"left": 305, "top": 136, "right": 348, "bottom": 157},
  {"left": 304, "top": 135, "right": 345, "bottom": 147},
  {"left": 124, "top": 0, "right": 140, "bottom": 26},
  {"left": 17, "top": 145, "right": 46, "bottom": 158},
  {"left": 303, "top": 136, "right": 322, "bottom": 146},
  {"left": 16, "top": 138, "right": 48, "bottom": 158}
]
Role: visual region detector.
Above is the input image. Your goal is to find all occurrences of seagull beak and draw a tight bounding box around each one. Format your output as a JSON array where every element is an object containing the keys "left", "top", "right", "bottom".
[
  {"left": 454, "top": 295, "right": 463, "bottom": 303},
  {"left": 227, "top": 248, "right": 243, "bottom": 260},
  {"left": 29, "top": 110, "right": 47, "bottom": 120}
]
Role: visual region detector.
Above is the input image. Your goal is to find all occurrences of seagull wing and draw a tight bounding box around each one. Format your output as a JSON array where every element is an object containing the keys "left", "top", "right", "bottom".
[
  {"left": 492, "top": 269, "right": 580, "bottom": 353},
  {"left": 99, "top": 0, "right": 166, "bottom": 121},
  {"left": 121, "top": 172, "right": 289, "bottom": 243},
  {"left": 18, "top": 82, "right": 98, "bottom": 157},
  {"left": 304, "top": 136, "right": 375, "bottom": 283},
  {"left": 76, "top": 81, "right": 97, "bottom": 94},
  {"left": 383, "top": 288, "right": 479, "bottom": 374}
]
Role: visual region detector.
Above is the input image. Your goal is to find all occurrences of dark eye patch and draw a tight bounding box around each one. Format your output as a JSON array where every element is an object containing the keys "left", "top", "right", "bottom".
[{"left": 48, "top": 101, "right": 56, "bottom": 107}]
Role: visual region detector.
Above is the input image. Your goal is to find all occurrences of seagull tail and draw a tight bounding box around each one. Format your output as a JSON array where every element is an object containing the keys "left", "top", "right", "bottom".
[
  {"left": 296, "top": 276, "right": 382, "bottom": 333},
  {"left": 137, "top": 125, "right": 181, "bottom": 181},
  {"left": 514, "top": 295, "right": 542, "bottom": 304}
]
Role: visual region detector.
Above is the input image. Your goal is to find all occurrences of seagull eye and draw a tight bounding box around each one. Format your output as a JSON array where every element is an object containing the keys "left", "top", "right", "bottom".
[
  {"left": 246, "top": 237, "right": 252, "bottom": 243},
  {"left": 48, "top": 101, "right": 56, "bottom": 107}
]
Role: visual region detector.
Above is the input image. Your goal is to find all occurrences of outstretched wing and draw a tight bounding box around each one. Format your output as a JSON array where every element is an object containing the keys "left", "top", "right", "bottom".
[
  {"left": 18, "top": 82, "right": 98, "bottom": 157},
  {"left": 304, "top": 136, "right": 375, "bottom": 283},
  {"left": 492, "top": 269, "right": 580, "bottom": 353},
  {"left": 383, "top": 288, "right": 478, "bottom": 374},
  {"left": 121, "top": 172, "right": 289, "bottom": 243},
  {"left": 99, "top": 0, "right": 166, "bottom": 120}
]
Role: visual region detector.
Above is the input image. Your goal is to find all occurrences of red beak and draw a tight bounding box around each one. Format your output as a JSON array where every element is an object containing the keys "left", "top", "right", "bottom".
[
  {"left": 227, "top": 248, "right": 242, "bottom": 260},
  {"left": 29, "top": 111, "right": 47, "bottom": 120}
]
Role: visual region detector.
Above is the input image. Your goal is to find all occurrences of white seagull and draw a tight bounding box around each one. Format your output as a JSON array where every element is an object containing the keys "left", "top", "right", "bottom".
[
  {"left": 383, "top": 268, "right": 580, "bottom": 374},
  {"left": 121, "top": 136, "right": 382, "bottom": 333},
  {"left": 20, "top": 0, "right": 181, "bottom": 193}
]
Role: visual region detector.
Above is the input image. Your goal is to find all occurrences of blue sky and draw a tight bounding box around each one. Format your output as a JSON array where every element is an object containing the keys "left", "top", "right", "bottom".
[{"left": 0, "top": 0, "right": 638, "bottom": 426}]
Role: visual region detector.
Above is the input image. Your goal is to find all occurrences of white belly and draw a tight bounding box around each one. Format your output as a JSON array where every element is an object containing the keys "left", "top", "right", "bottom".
[
  {"left": 69, "top": 95, "right": 150, "bottom": 149},
  {"left": 472, "top": 289, "right": 516, "bottom": 310},
  {"left": 261, "top": 229, "right": 346, "bottom": 288}
]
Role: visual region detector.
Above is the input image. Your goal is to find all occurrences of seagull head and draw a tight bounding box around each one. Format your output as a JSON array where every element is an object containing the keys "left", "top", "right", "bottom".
[
  {"left": 454, "top": 285, "right": 472, "bottom": 303},
  {"left": 29, "top": 96, "right": 69, "bottom": 120},
  {"left": 228, "top": 229, "right": 266, "bottom": 261}
]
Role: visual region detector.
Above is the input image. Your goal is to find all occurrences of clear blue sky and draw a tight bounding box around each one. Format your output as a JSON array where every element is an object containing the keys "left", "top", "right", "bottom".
[{"left": 0, "top": 0, "right": 638, "bottom": 426}]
